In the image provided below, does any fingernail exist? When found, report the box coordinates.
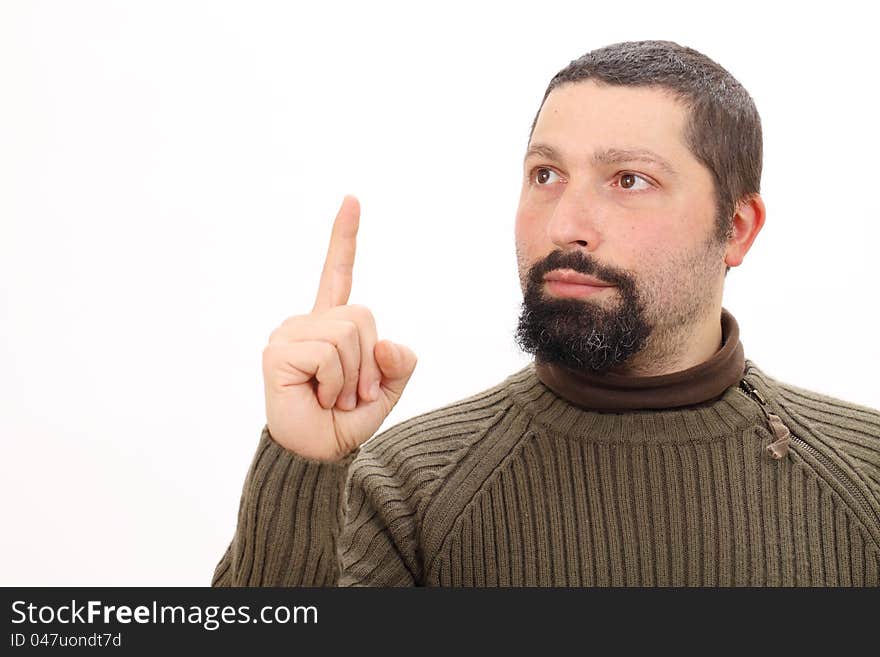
[370,380,380,401]
[343,392,357,409]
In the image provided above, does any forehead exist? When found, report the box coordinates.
[531,81,693,165]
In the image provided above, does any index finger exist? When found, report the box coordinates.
[312,195,360,313]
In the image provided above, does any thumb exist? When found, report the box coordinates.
[374,339,417,400]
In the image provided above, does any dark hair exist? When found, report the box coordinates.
[530,40,762,242]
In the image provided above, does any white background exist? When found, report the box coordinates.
[1,0,878,585]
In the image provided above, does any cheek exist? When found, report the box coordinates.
[513,229,533,281]
[621,209,695,258]
[612,220,666,274]
[630,239,722,313]
[514,208,536,257]
[514,192,551,250]
[615,225,680,295]
[514,204,547,290]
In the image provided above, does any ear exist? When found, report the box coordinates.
[724,193,766,268]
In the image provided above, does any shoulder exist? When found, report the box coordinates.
[748,362,880,435]
[363,367,524,458]
[348,366,528,501]
[748,361,880,503]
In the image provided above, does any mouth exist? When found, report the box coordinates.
[542,269,615,299]
[543,269,612,286]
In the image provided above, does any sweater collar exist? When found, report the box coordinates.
[533,308,745,412]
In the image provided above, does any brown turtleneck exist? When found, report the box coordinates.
[535,308,745,412]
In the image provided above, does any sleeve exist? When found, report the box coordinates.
[211,426,417,586]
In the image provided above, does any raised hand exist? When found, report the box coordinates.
[261,196,418,461]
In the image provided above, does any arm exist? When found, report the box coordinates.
[214,196,418,586]
[212,426,416,586]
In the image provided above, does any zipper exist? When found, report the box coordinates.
[738,378,791,458]
[739,375,880,528]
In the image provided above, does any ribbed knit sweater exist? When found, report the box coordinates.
[212,330,880,586]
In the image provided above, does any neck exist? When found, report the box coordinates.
[533,308,745,412]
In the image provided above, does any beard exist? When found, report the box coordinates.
[514,248,651,373]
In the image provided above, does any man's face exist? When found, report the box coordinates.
[514,80,728,374]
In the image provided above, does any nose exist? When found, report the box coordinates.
[545,184,602,253]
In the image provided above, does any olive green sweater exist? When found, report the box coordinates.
[212,357,880,586]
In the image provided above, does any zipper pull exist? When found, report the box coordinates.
[740,377,792,460]
[765,413,791,459]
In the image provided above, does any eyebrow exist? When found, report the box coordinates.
[524,142,679,177]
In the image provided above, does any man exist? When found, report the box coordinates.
[212,41,880,586]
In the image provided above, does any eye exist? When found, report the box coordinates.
[616,172,652,191]
[530,167,562,186]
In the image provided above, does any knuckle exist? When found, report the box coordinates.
[318,340,336,359]
[281,314,305,330]
[346,303,374,325]
[340,320,360,344]
[315,344,339,375]
[270,315,304,342]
